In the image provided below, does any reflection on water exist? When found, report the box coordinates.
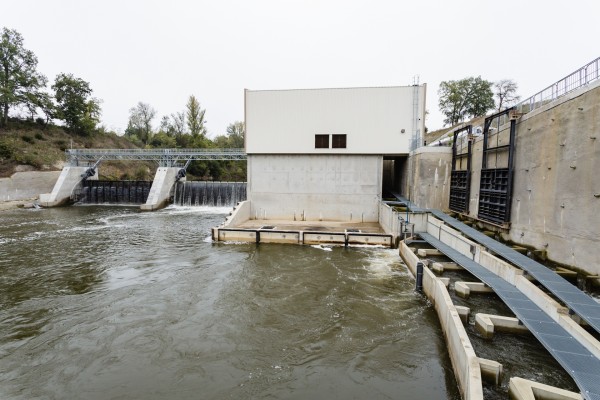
[0,206,459,399]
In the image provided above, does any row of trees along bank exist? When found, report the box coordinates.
[0,27,246,181]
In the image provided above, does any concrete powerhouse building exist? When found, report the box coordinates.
[244,85,426,222]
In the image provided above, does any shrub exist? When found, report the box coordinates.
[21,135,35,144]
[34,132,45,140]
[0,141,14,159]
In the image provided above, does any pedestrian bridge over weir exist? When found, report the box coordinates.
[66,148,247,167]
[39,148,246,210]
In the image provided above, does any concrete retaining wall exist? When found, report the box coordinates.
[411,83,600,275]
[402,147,452,211]
[0,171,61,202]
[247,154,382,222]
[399,241,483,400]
[141,167,179,211]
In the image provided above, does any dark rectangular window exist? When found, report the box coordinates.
[332,134,347,148]
[315,134,329,148]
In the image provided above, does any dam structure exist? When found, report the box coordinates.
[30,58,600,399]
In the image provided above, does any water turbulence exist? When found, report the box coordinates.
[76,180,152,204]
[173,181,246,207]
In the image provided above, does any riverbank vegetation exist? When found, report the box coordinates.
[0,27,245,181]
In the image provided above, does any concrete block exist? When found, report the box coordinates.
[478,357,503,386]
[259,231,300,244]
[218,229,257,243]
[455,305,470,324]
[509,377,582,400]
[347,233,392,247]
[417,248,442,257]
[455,282,493,298]
[475,313,529,339]
[303,232,346,245]
[439,277,450,287]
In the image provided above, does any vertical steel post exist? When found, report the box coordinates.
[416,262,424,292]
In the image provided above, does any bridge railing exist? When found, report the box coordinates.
[515,56,600,114]
[66,148,247,166]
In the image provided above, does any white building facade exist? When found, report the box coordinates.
[245,85,426,222]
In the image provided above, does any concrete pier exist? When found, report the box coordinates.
[39,166,97,207]
[140,167,180,211]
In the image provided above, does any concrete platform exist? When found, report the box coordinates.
[213,219,392,246]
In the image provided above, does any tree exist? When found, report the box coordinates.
[494,79,520,111]
[214,121,245,148]
[0,27,48,126]
[186,95,206,138]
[126,102,156,145]
[438,76,494,126]
[52,73,101,135]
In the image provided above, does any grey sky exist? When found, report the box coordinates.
[5,0,599,137]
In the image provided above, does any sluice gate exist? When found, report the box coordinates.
[75,180,152,204]
[173,181,246,207]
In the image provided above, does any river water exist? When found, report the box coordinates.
[0,206,460,400]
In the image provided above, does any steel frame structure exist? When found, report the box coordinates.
[477,108,517,225]
[449,125,472,214]
[66,148,247,167]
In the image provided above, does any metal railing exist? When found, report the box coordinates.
[515,56,600,114]
[66,148,247,167]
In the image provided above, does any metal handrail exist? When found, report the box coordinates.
[515,56,600,114]
[66,148,247,167]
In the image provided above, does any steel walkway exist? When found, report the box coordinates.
[66,148,247,167]
[428,209,600,336]
[420,232,600,400]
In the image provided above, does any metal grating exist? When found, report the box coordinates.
[420,232,600,400]
[430,209,600,336]
[449,125,472,214]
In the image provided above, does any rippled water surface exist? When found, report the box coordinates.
[0,206,459,399]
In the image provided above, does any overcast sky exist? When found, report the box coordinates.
[4,0,600,137]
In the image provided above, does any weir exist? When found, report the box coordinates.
[173,181,246,207]
[74,180,152,204]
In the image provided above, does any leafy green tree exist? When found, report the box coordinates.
[186,95,206,138]
[438,76,494,126]
[214,121,245,148]
[126,102,156,145]
[0,27,48,127]
[494,79,520,111]
[52,73,101,135]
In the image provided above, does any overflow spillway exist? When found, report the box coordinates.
[76,180,152,204]
[173,181,246,207]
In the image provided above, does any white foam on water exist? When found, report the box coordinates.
[311,244,333,252]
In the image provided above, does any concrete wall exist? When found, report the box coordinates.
[0,171,60,202]
[402,147,452,210]
[399,242,483,400]
[245,85,426,154]
[406,82,600,275]
[39,166,96,207]
[247,154,381,221]
[141,167,179,211]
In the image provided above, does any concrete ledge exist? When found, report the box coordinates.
[417,248,443,257]
[455,305,470,324]
[399,241,484,400]
[347,233,392,246]
[509,377,582,400]
[221,200,251,228]
[217,229,257,242]
[478,357,503,386]
[303,232,346,245]
[259,230,300,244]
[432,261,463,273]
[475,313,530,339]
[455,282,494,298]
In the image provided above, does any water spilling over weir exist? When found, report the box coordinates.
[173,181,246,207]
[75,180,152,204]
